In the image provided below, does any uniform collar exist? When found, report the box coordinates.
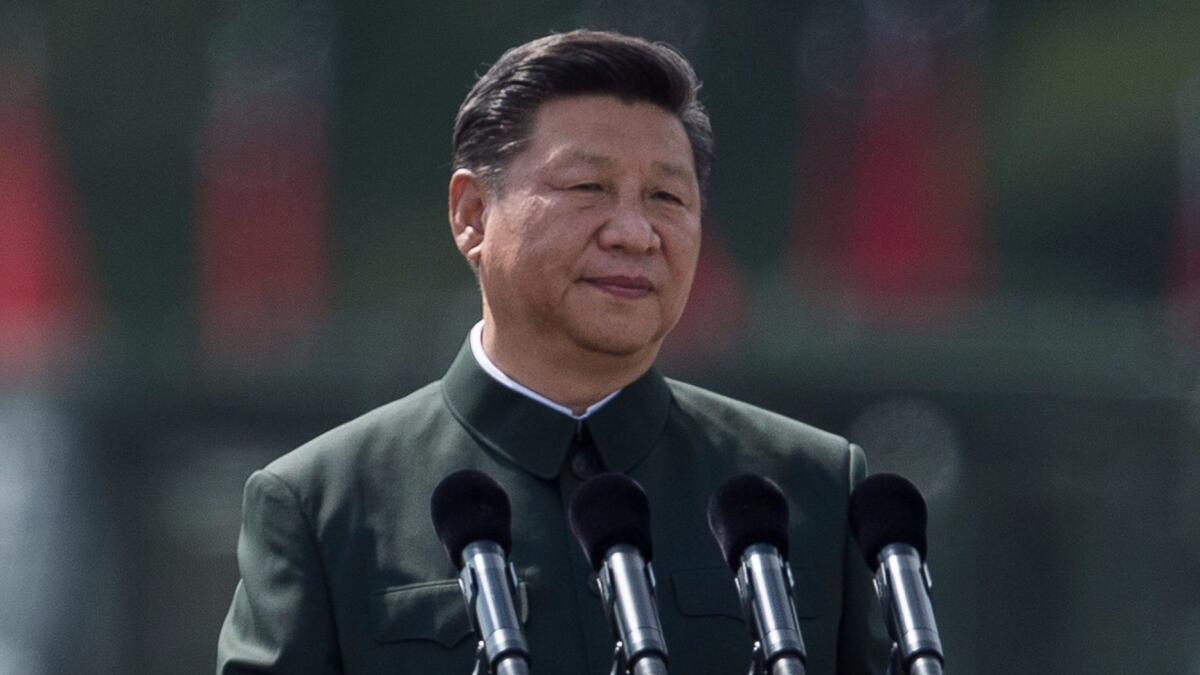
[441,338,672,479]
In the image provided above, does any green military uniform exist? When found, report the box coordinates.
[217,340,890,674]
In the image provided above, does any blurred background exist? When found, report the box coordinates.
[1,0,1198,672]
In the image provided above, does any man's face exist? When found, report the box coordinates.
[474,95,702,360]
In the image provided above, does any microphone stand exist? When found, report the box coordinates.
[885,645,942,675]
[873,547,942,675]
[746,643,805,675]
[735,546,806,675]
[594,549,669,675]
[458,544,530,675]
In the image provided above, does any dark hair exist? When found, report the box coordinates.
[452,30,713,201]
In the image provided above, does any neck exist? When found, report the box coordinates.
[480,316,656,416]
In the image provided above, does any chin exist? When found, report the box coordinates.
[570,322,662,358]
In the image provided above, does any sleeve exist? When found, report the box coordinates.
[216,469,342,674]
[836,443,893,674]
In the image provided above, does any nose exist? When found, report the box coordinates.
[597,197,660,254]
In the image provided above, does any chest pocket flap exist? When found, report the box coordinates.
[370,580,473,647]
[670,566,820,620]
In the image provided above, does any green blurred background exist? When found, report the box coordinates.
[1,1,1198,673]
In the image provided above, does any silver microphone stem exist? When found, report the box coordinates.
[631,656,668,675]
[598,544,669,674]
[769,657,805,675]
[908,656,943,675]
[875,543,943,675]
[461,541,530,675]
[494,660,530,675]
[737,544,806,675]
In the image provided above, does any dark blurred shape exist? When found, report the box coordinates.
[988,4,1194,299]
[45,0,215,335]
[862,0,989,42]
[795,3,867,99]
[701,2,805,279]
[577,0,708,54]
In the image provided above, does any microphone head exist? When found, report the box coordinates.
[707,473,791,570]
[430,469,513,569]
[568,473,654,571]
[848,473,928,571]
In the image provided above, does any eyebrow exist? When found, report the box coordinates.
[555,150,696,184]
[557,150,615,169]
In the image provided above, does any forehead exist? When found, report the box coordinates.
[516,95,696,180]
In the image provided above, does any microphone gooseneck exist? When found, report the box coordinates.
[431,470,530,675]
[849,473,944,675]
[707,474,807,675]
[568,473,669,675]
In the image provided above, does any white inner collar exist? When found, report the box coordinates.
[469,321,621,420]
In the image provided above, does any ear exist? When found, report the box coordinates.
[449,169,488,266]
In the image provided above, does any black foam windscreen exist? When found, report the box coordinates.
[567,473,653,570]
[706,473,791,570]
[430,469,513,569]
[848,473,928,571]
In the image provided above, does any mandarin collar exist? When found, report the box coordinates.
[441,338,672,479]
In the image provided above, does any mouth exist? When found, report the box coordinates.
[583,275,655,300]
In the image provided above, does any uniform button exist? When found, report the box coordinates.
[571,450,600,479]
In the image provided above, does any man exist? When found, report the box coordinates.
[218,30,889,674]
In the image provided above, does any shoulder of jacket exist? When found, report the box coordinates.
[262,380,445,488]
[665,377,853,465]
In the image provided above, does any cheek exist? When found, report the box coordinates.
[664,224,702,277]
[485,201,547,265]
[518,209,594,264]
[494,209,591,289]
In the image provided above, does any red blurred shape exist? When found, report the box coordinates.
[666,225,746,362]
[791,42,991,324]
[0,74,92,378]
[844,49,987,313]
[1168,190,1200,342]
[196,102,330,358]
[1167,78,1200,343]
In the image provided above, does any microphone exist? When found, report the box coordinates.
[431,470,530,675]
[707,474,807,675]
[849,473,944,675]
[567,473,669,675]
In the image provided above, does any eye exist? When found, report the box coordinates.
[652,190,685,205]
[570,182,604,192]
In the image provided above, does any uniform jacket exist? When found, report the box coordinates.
[217,340,890,674]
